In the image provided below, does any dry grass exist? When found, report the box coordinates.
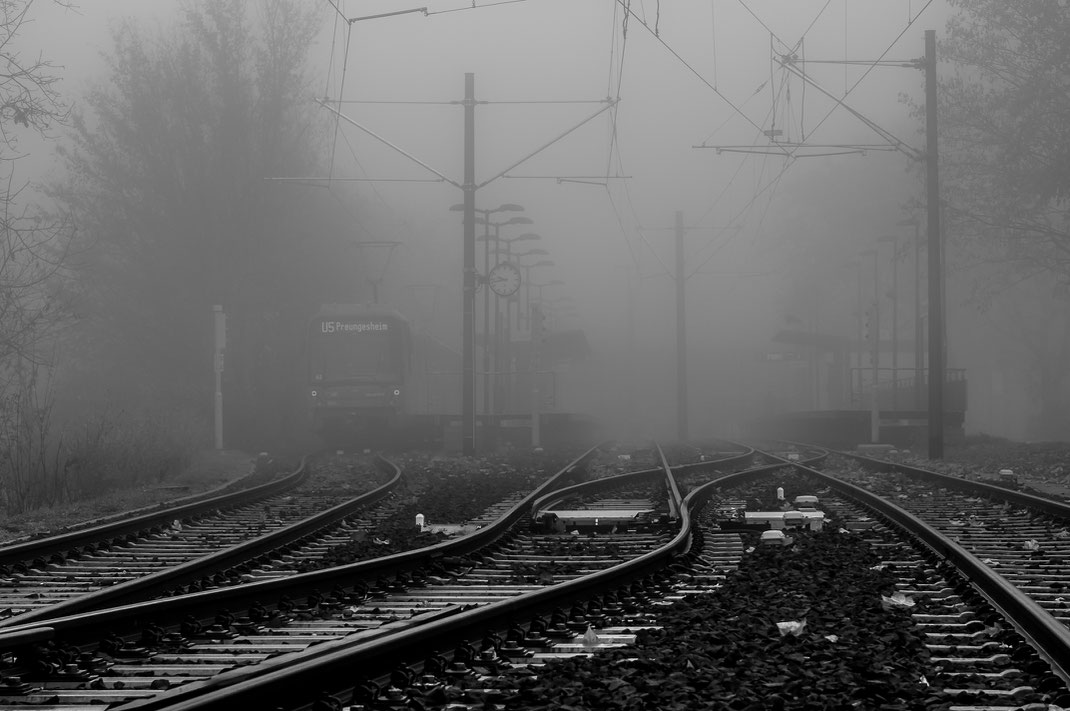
[0,449,255,544]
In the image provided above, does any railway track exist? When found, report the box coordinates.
[822,452,1070,630]
[0,455,396,628]
[0,444,760,710]
[10,443,1064,709]
[77,444,1068,711]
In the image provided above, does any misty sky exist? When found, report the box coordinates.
[16,0,956,436]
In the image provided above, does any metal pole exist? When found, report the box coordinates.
[811,285,820,409]
[627,272,636,437]
[914,220,924,410]
[856,263,863,404]
[675,210,688,442]
[925,30,944,458]
[531,303,542,448]
[871,249,880,443]
[462,73,476,455]
[482,219,493,420]
[496,241,510,415]
[522,264,531,332]
[504,278,514,416]
[891,241,898,410]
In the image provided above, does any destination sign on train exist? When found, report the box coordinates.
[320,321,390,334]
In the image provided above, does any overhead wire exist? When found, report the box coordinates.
[325,2,353,181]
[324,0,347,22]
[603,0,622,182]
[688,45,791,236]
[620,0,847,277]
[735,0,792,55]
[689,0,924,262]
[799,0,834,48]
[710,0,717,88]
[319,0,422,263]
[424,0,529,16]
[600,0,794,273]
[803,0,935,144]
[324,3,341,98]
[686,156,796,280]
[691,0,913,291]
[613,0,780,144]
[696,78,768,146]
[800,37,805,135]
[602,0,652,275]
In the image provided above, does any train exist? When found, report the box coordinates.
[305,303,460,447]
[304,303,598,450]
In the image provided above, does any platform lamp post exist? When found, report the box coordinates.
[514,254,553,331]
[845,259,862,403]
[878,234,903,410]
[542,293,574,330]
[491,232,541,414]
[449,203,530,430]
[476,216,533,421]
[529,281,565,447]
[531,280,566,312]
[528,281,566,356]
[896,216,924,411]
[514,255,553,441]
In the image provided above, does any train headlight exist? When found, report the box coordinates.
[310,390,318,398]
[393,389,401,396]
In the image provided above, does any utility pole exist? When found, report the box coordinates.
[891,243,898,410]
[925,29,944,459]
[855,262,863,402]
[870,249,880,444]
[675,210,688,442]
[462,73,476,456]
[314,78,617,457]
[482,222,492,419]
[913,219,924,412]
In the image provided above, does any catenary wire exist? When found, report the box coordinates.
[803,0,935,143]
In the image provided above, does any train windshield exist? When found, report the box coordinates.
[309,319,403,382]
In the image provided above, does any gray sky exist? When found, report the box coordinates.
[17,0,956,436]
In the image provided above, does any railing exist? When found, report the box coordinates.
[848,367,967,412]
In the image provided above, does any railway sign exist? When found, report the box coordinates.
[764,352,805,361]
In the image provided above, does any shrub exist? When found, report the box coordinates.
[0,359,207,515]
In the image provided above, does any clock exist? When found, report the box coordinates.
[487,262,522,297]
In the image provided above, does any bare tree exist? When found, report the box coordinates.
[57,1,362,450]
[0,0,77,512]
[0,0,72,364]
[939,0,1070,287]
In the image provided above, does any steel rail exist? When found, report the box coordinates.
[0,456,400,628]
[0,459,309,567]
[654,443,685,520]
[770,450,1070,687]
[529,445,757,517]
[0,445,607,649]
[836,448,1070,519]
[114,456,795,711]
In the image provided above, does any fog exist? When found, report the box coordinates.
[19,0,1057,447]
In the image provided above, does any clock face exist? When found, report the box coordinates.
[488,262,522,297]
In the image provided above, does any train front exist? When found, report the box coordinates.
[306,306,411,441]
